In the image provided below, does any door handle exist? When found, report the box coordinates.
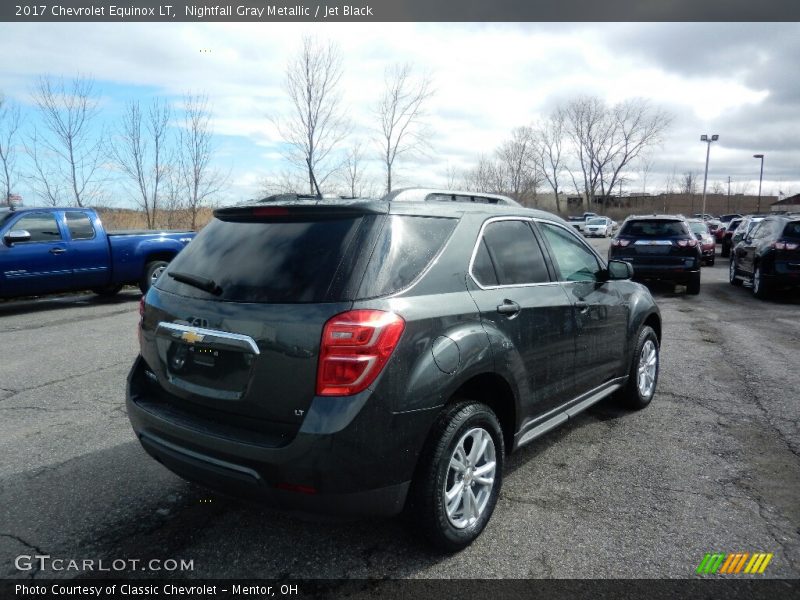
[496,300,521,316]
[49,247,66,255]
[575,301,590,313]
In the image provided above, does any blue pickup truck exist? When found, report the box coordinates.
[0,207,195,299]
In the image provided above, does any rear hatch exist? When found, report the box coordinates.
[611,218,698,266]
[776,220,800,269]
[139,202,387,436]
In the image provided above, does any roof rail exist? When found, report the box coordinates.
[383,187,521,207]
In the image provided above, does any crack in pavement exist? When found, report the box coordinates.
[1,533,46,579]
[0,307,138,334]
[0,361,132,402]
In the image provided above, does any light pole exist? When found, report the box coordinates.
[700,134,719,219]
[753,154,764,213]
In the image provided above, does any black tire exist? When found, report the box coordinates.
[616,326,659,410]
[729,259,742,286]
[140,260,169,294]
[707,256,715,267]
[408,401,504,552]
[686,272,701,295]
[91,284,123,297]
[752,264,770,300]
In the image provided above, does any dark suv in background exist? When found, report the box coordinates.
[730,215,800,298]
[127,188,662,550]
[609,215,702,294]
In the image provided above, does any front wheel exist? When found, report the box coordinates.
[752,265,769,299]
[616,326,659,410]
[729,260,742,286]
[686,272,701,295]
[408,401,504,552]
[140,260,169,294]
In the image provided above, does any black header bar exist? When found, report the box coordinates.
[3,0,800,22]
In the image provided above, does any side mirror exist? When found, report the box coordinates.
[4,230,31,246]
[607,260,633,280]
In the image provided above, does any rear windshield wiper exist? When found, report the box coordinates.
[168,271,223,296]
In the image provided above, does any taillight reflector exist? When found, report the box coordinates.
[774,241,799,250]
[316,310,405,396]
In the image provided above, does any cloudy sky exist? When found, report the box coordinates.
[1,22,798,207]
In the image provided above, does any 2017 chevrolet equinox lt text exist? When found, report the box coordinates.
[127,188,662,551]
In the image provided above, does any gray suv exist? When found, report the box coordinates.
[127,188,661,550]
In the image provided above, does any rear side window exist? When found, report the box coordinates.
[156,215,377,303]
[358,215,457,297]
[621,220,688,237]
[11,213,63,242]
[65,212,96,240]
[472,220,550,286]
[783,221,800,239]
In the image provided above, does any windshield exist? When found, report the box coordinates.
[587,218,606,225]
[689,222,708,234]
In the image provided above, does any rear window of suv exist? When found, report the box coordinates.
[783,221,800,239]
[156,213,456,303]
[620,219,688,238]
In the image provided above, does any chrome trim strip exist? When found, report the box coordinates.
[515,378,624,448]
[157,322,260,355]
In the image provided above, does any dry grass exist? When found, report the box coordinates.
[96,207,215,231]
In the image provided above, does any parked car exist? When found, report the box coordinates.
[584,216,614,237]
[730,215,766,250]
[568,212,598,233]
[729,215,800,298]
[609,215,701,294]
[687,219,716,266]
[691,213,716,221]
[127,189,662,551]
[0,207,195,299]
[720,217,743,257]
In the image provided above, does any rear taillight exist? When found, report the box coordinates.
[676,239,698,247]
[316,310,405,396]
[773,241,799,250]
[139,296,146,319]
[611,239,631,247]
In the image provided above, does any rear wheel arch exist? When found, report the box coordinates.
[445,372,518,454]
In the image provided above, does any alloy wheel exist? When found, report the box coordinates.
[637,340,657,399]
[444,428,496,529]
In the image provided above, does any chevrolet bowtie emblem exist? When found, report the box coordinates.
[180,331,205,344]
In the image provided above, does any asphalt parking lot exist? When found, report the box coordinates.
[1,237,799,581]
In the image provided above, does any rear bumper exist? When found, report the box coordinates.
[126,356,432,516]
[766,262,800,288]
[609,255,700,281]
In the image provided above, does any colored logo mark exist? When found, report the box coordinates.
[696,552,773,574]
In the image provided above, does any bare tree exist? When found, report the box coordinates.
[710,180,725,195]
[375,63,433,193]
[178,93,226,230]
[495,125,541,204]
[462,155,505,193]
[339,141,368,197]
[535,111,567,213]
[260,169,307,196]
[30,75,105,206]
[636,153,653,195]
[111,99,171,228]
[562,95,671,210]
[25,129,65,206]
[443,163,460,189]
[680,171,699,195]
[161,166,185,228]
[0,94,22,205]
[273,36,350,195]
